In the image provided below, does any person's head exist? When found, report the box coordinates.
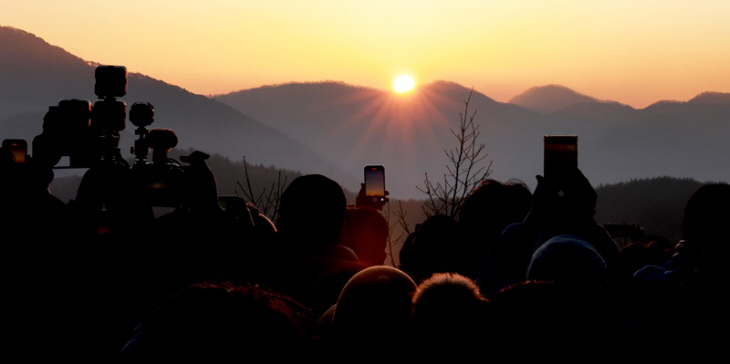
[411,273,489,347]
[527,234,608,289]
[331,266,417,343]
[681,183,730,249]
[277,174,347,247]
[412,272,487,321]
[459,179,532,238]
[398,214,469,282]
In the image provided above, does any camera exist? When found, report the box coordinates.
[31,65,203,208]
[33,66,128,168]
[129,104,185,207]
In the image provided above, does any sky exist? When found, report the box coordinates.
[3,0,730,108]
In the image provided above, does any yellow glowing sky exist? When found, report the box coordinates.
[3,0,729,108]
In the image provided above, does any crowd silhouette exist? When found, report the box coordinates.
[2,67,728,359]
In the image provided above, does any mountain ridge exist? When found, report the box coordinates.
[3,25,729,198]
[0,25,359,189]
[214,78,730,197]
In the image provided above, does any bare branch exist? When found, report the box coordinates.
[417,87,492,219]
[237,156,288,221]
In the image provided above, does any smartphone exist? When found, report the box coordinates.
[364,165,386,202]
[3,139,28,164]
[544,135,577,178]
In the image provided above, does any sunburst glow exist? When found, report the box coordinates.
[393,74,416,93]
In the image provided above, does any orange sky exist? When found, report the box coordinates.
[3,0,729,108]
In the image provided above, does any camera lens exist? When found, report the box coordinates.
[130,102,155,127]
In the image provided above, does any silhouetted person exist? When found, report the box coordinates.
[458,179,532,277]
[320,265,416,360]
[276,174,348,249]
[0,149,81,357]
[527,234,609,289]
[267,174,363,315]
[92,151,248,354]
[63,155,161,355]
[478,169,620,297]
[486,279,619,359]
[525,233,625,343]
[411,273,489,353]
[339,206,389,266]
[121,282,318,359]
[70,155,154,243]
[399,214,470,283]
[0,148,71,241]
[146,151,247,286]
[633,183,730,349]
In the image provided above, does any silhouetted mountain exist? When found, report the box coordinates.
[217,80,729,197]
[547,101,637,122]
[589,97,730,185]
[688,91,730,104]
[0,26,357,187]
[4,26,729,199]
[642,92,730,115]
[0,27,92,116]
[510,85,604,114]
[215,80,540,197]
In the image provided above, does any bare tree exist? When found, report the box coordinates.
[417,88,492,218]
[383,200,413,266]
[236,156,288,221]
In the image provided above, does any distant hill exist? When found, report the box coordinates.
[688,91,730,104]
[0,27,92,116]
[641,92,730,115]
[594,177,708,242]
[0,26,357,188]
[510,85,604,114]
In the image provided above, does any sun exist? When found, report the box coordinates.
[393,74,416,93]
